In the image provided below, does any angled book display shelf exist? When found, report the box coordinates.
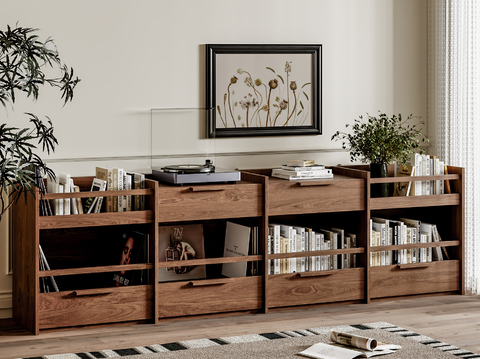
[11,167,464,334]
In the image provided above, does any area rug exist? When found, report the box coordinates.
[20,321,479,359]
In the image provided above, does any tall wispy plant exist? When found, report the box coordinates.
[0,24,80,220]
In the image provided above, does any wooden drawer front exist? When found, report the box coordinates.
[39,286,153,330]
[269,179,364,216]
[158,183,262,222]
[268,268,364,308]
[157,277,262,318]
[370,260,461,298]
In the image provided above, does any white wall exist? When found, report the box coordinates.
[0,0,427,318]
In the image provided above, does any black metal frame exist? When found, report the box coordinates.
[206,44,322,138]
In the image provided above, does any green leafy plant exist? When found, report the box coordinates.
[0,24,80,220]
[331,111,429,166]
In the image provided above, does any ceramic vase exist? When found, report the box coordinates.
[370,163,389,197]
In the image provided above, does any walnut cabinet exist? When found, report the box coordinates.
[11,167,464,334]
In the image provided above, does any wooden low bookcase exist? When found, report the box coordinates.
[11,167,464,334]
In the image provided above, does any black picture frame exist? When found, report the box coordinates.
[206,44,322,138]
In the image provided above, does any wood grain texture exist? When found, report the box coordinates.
[1,295,479,359]
[156,255,263,268]
[370,260,461,298]
[242,171,270,313]
[38,285,153,329]
[12,187,39,334]
[268,175,365,216]
[10,166,465,335]
[157,277,262,318]
[158,181,263,222]
[369,240,460,252]
[371,193,460,210]
[39,211,154,229]
[268,268,364,307]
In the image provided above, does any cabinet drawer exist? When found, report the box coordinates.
[268,268,364,308]
[157,277,262,318]
[269,177,364,216]
[39,286,153,330]
[158,182,263,222]
[370,260,461,298]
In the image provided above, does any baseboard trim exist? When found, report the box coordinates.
[0,291,12,315]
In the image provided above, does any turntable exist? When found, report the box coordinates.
[151,160,241,185]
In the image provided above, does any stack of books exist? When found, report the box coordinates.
[271,160,333,180]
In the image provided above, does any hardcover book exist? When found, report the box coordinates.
[281,164,326,171]
[57,172,71,215]
[286,159,315,167]
[95,166,114,212]
[83,178,107,214]
[222,221,251,278]
[158,224,206,282]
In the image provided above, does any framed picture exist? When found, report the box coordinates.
[206,44,322,138]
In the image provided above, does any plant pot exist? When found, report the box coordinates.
[370,163,390,197]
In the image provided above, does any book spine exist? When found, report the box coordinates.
[272,173,334,180]
[281,165,326,171]
[73,185,84,214]
[273,168,332,176]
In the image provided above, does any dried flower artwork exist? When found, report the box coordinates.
[216,62,311,129]
[206,44,321,137]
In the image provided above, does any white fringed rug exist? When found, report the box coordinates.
[18,322,480,359]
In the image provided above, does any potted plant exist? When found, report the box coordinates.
[0,25,80,221]
[331,111,429,196]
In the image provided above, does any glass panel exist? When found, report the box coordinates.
[150,108,216,171]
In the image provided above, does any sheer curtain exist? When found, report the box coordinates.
[428,0,480,293]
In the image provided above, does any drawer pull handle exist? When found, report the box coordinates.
[296,182,333,187]
[397,263,435,269]
[189,185,235,192]
[72,290,113,297]
[297,270,338,277]
[190,278,235,286]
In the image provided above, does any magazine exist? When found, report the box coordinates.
[298,331,401,359]
[113,230,149,287]
[158,224,207,282]
[330,331,378,351]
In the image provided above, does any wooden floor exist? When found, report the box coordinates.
[1,294,479,359]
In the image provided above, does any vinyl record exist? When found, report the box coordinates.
[162,163,215,174]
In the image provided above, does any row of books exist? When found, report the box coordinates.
[271,160,333,180]
[95,166,145,213]
[268,223,357,275]
[42,169,146,216]
[42,172,85,216]
[370,217,447,267]
[395,154,450,196]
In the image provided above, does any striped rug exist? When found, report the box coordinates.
[20,321,479,359]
